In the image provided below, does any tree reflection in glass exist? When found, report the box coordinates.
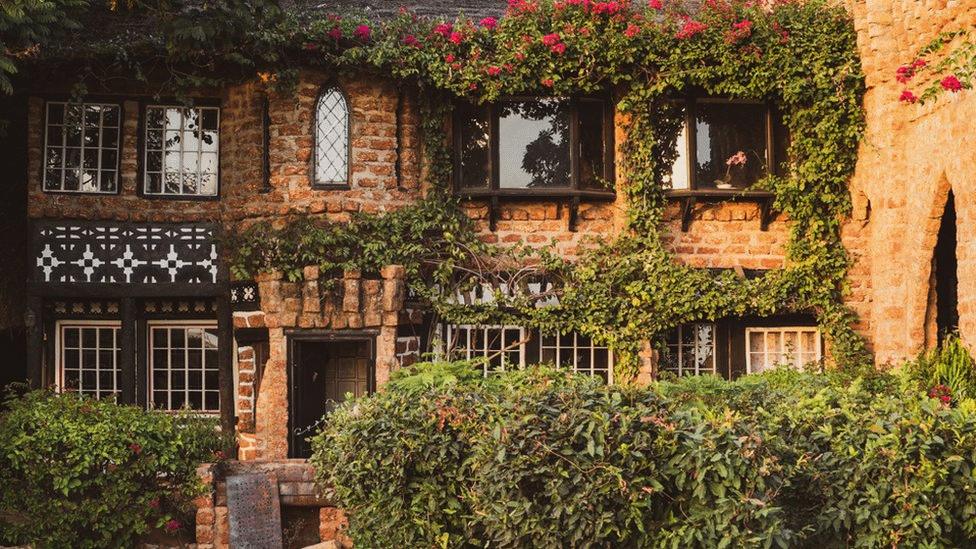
[498,99,570,188]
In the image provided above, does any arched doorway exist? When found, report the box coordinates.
[933,190,959,342]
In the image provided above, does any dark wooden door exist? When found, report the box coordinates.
[289,338,373,458]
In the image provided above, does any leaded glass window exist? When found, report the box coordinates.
[57,322,121,398]
[445,324,526,376]
[143,105,219,197]
[149,322,220,412]
[314,86,350,186]
[661,323,717,376]
[43,102,121,193]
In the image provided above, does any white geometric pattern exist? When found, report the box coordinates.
[33,222,219,284]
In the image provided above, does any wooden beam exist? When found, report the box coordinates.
[119,298,136,405]
[25,295,43,389]
[680,196,697,232]
[216,292,237,457]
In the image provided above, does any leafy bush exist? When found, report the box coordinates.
[313,363,976,548]
[0,391,224,548]
[901,334,976,401]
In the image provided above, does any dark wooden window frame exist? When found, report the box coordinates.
[453,95,616,231]
[136,97,223,202]
[666,97,785,231]
[310,83,352,190]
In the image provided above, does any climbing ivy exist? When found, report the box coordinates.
[22,0,869,380]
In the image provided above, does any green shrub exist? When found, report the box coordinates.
[313,363,976,548]
[0,391,224,548]
[902,334,976,401]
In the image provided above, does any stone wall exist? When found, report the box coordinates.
[844,0,976,363]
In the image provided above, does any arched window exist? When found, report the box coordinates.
[313,86,350,186]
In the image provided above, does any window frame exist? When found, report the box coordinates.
[444,324,527,376]
[452,95,616,199]
[310,83,352,190]
[660,322,720,377]
[146,320,220,414]
[41,100,124,195]
[534,329,614,383]
[55,320,122,398]
[665,96,783,195]
[138,99,222,201]
[745,326,822,374]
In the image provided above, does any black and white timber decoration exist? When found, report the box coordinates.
[33,221,219,285]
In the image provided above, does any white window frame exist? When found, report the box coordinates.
[147,320,220,413]
[43,101,122,194]
[55,320,122,398]
[445,324,527,376]
[662,322,718,376]
[745,326,822,374]
[143,105,220,197]
[537,329,614,383]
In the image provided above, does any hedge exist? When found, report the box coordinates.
[0,390,225,548]
[312,365,976,548]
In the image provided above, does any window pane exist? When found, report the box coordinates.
[314,87,349,184]
[457,102,490,189]
[578,100,608,190]
[150,324,219,412]
[695,102,767,190]
[498,100,570,189]
[58,325,119,397]
[43,103,120,194]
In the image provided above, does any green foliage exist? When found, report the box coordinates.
[313,362,976,548]
[901,334,976,401]
[0,0,91,94]
[0,391,224,548]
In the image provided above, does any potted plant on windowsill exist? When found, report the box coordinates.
[715,151,747,189]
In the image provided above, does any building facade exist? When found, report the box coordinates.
[1,0,975,544]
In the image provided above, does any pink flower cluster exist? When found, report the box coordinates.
[899,90,917,104]
[649,0,663,8]
[354,24,371,40]
[725,19,752,43]
[941,75,963,92]
[624,23,641,38]
[675,18,707,40]
[929,384,952,405]
[895,58,926,83]
[542,32,566,54]
[480,17,498,30]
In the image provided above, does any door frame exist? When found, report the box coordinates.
[286,329,377,458]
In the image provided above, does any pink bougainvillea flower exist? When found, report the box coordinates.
[541,78,555,87]
[895,65,913,84]
[941,75,963,92]
[444,54,455,63]
[649,0,663,8]
[354,24,371,40]
[479,17,498,30]
[591,1,621,14]
[624,24,641,38]
[486,66,502,76]
[129,442,142,455]
[542,33,561,46]
[327,26,342,40]
[911,58,927,69]
[449,31,463,45]
[899,89,918,103]
[675,18,707,40]
[550,42,566,54]
[402,34,421,47]
[164,519,181,532]
[433,22,453,37]
[303,43,318,51]
[725,20,752,43]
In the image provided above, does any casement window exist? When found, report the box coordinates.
[43,102,121,193]
[313,86,350,187]
[143,105,219,197]
[56,321,121,398]
[454,97,614,197]
[660,322,718,376]
[534,331,614,383]
[148,322,220,412]
[746,327,821,374]
[444,325,614,381]
[664,98,787,192]
[445,324,527,376]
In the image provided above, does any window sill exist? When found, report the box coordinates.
[665,188,776,232]
[312,183,351,191]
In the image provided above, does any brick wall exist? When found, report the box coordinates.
[844,0,976,364]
